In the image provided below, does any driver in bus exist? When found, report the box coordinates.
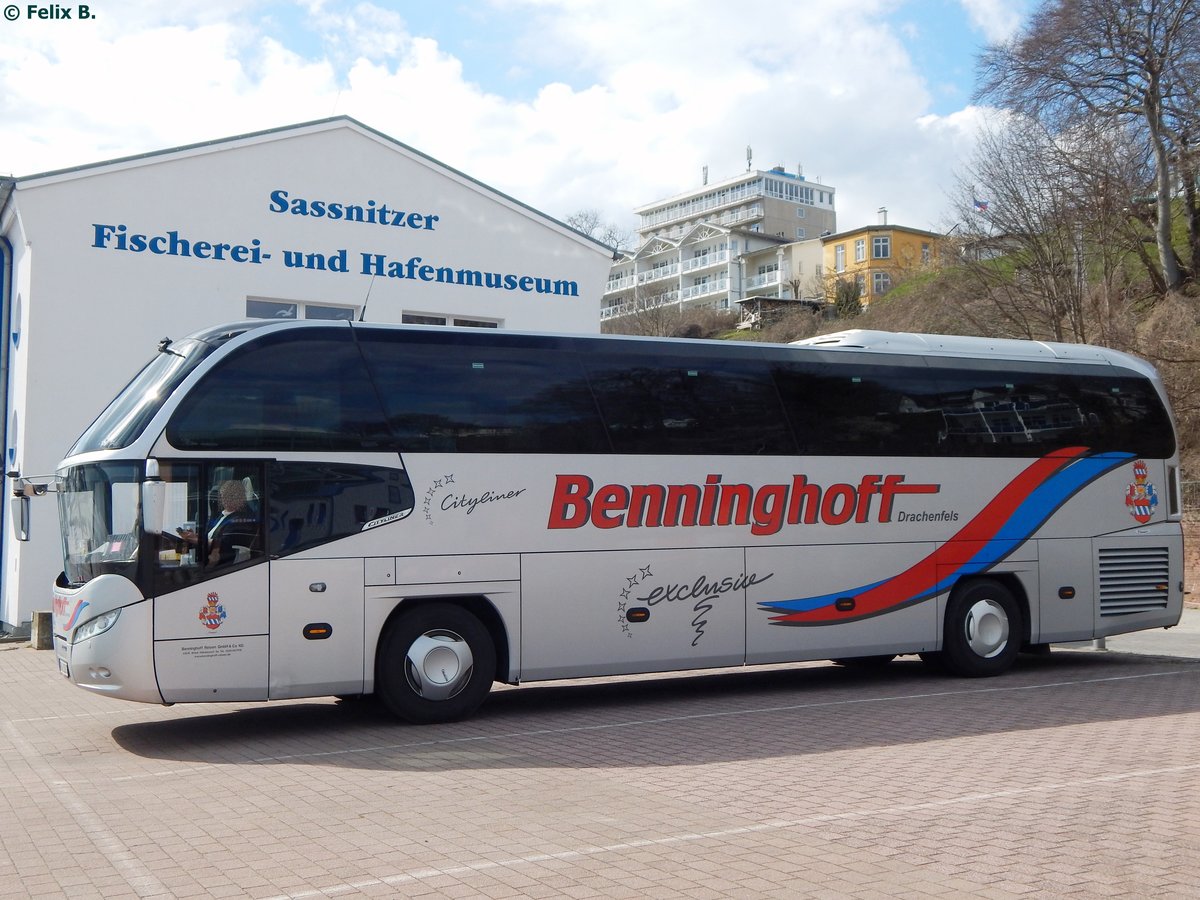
[176,479,258,568]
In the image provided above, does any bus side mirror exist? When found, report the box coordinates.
[142,479,165,536]
[12,495,29,541]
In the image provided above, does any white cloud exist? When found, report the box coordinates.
[0,0,1003,236]
[958,0,1026,44]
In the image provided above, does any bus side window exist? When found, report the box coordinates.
[771,359,944,456]
[166,329,391,452]
[582,351,794,455]
[204,467,264,569]
[267,462,415,557]
[358,334,609,454]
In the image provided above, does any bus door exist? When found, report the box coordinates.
[151,463,270,702]
[268,557,365,699]
[745,542,939,664]
[262,459,411,699]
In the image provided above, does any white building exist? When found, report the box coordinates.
[602,166,836,322]
[0,116,613,634]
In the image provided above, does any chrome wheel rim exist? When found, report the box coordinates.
[405,629,474,701]
[964,598,1009,659]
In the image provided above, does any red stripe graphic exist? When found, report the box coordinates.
[770,446,1089,623]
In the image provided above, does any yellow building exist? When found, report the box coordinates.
[822,210,940,306]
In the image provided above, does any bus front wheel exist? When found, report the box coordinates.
[940,579,1022,678]
[377,603,496,724]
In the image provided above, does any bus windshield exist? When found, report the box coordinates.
[58,461,143,586]
[68,338,214,454]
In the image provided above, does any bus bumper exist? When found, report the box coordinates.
[60,599,164,704]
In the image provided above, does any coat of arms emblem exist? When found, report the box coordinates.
[1124,459,1158,524]
[199,592,227,630]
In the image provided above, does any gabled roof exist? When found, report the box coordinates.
[632,236,682,260]
[820,222,943,243]
[10,116,614,255]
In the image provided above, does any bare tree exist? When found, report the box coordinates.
[948,115,1157,343]
[976,0,1200,291]
[602,283,684,336]
[564,208,635,252]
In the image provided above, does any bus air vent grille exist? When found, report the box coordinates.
[1097,546,1170,616]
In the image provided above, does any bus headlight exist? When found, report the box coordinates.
[73,609,121,644]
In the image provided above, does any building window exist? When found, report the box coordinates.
[873,236,891,259]
[873,272,892,295]
[835,245,846,273]
[796,208,806,218]
[855,239,866,263]
[403,314,447,326]
[855,274,866,295]
[247,299,297,319]
[247,298,356,320]
[796,227,806,239]
[453,318,500,329]
[922,242,932,264]
[305,305,356,321]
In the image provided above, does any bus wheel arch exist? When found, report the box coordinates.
[939,576,1025,678]
[375,597,503,724]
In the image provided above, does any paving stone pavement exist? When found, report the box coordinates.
[0,618,1198,899]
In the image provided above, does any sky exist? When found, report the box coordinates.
[0,0,1032,239]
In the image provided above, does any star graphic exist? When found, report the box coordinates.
[620,588,630,599]
[444,474,455,484]
[640,565,653,579]
[433,478,443,489]
[626,575,639,589]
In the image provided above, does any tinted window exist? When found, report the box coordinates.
[930,364,1175,458]
[773,354,1175,458]
[359,334,609,453]
[583,348,794,455]
[167,329,391,451]
[268,462,415,556]
[772,358,944,455]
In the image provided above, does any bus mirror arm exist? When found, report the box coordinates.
[5,470,58,543]
[7,470,60,498]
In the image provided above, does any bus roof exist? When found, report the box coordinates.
[176,320,1159,381]
[793,329,1150,370]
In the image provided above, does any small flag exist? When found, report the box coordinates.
[973,198,989,213]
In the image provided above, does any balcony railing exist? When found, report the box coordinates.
[637,263,680,284]
[744,270,782,290]
[715,205,764,227]
[639,184,763,229]
[600,290,681,321]
[680,277,729,301]
[681,250,730,272]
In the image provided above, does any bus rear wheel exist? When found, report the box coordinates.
[377,603,496,724]
[941,579,1021,678]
